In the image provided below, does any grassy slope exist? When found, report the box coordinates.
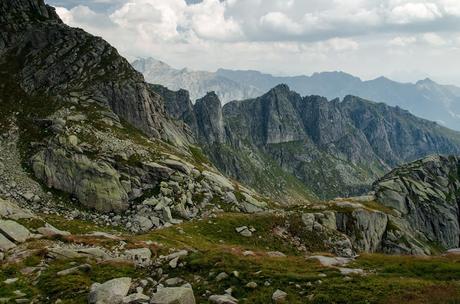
[3,213,459,304]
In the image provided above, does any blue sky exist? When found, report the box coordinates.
[46,0,460,85]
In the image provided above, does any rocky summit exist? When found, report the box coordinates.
[0,0,460,304]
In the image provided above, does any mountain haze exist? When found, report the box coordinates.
[132,57,263,103]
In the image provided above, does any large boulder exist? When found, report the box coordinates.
[335,208,388,252]
[0,198,35,220]
[32,148,129,213]
[0,220,31,243]
[88,277,132,304]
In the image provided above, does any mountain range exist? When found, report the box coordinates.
[1,1,460,303]
[153,83,460,200]
[134,57,460,131]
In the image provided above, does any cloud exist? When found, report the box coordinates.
[260,12,304,35]
[388,2,442,24]
[389,36,417,46]
[51,0,460,86]
[422,32,447,45]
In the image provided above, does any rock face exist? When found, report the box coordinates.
[374,155,460,250]
[154,84,460,200]
[0,0,175,140]
[335,209,388,252]
[221,70,460,132]
[32,148,129,212]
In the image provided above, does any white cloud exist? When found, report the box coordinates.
[422,32,446,46]
[51,0,460,86]
[260,12,304,35]
[188,0,244,41]
[388,2,442,24]
[389,36,417,46]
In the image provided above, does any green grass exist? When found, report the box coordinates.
[36,258,142,303]
[137,213,298,255]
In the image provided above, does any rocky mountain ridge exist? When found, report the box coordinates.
[154,83,460,200]
[133,56,460,131]
[217,69,460,131]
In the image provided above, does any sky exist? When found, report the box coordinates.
[47,0,460,85]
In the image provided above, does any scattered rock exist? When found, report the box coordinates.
[245,282,257,289]
[169,257,179,269]
[165,277,184,286]
[3,278,18,284]
[309,256,352,267]
[267,251,286,258]
[235,226,252,237]
[150,287,196,304]
[57,264,92,276]
[215,272,229,282]
[124,248,152,265]
[209,294,238,304]
[37,223,71,238]
[338,268,364,275]
[272,289,287,303]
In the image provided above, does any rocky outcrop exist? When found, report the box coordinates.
[374,155,460,250]
[155,84,460,200]
[32,147,129,212]
[335,208,388,252]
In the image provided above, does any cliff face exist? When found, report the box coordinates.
[0,0,180,141]
[374,155,460,250]
[154,84,460,200]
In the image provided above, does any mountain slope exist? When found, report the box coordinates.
[132,57,263,103]
[154,84,460,200]
[0,0,268,225]
[217,69,460,131]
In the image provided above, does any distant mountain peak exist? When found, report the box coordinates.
[270,83,291,94]
[416,78,436,85]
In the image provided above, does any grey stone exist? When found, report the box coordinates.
[57,264,92,276]
[0,220,31,243]
[0,234,16,251]
[122,293,150,303]
[124,248,152,265]
[37,223,71,238]
[150,287,195,304]
[208,294,238,304]
[88,277,132,304]
[272,290,287,303]
[215,272,228,282]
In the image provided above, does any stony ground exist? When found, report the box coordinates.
[1,199,460,304]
